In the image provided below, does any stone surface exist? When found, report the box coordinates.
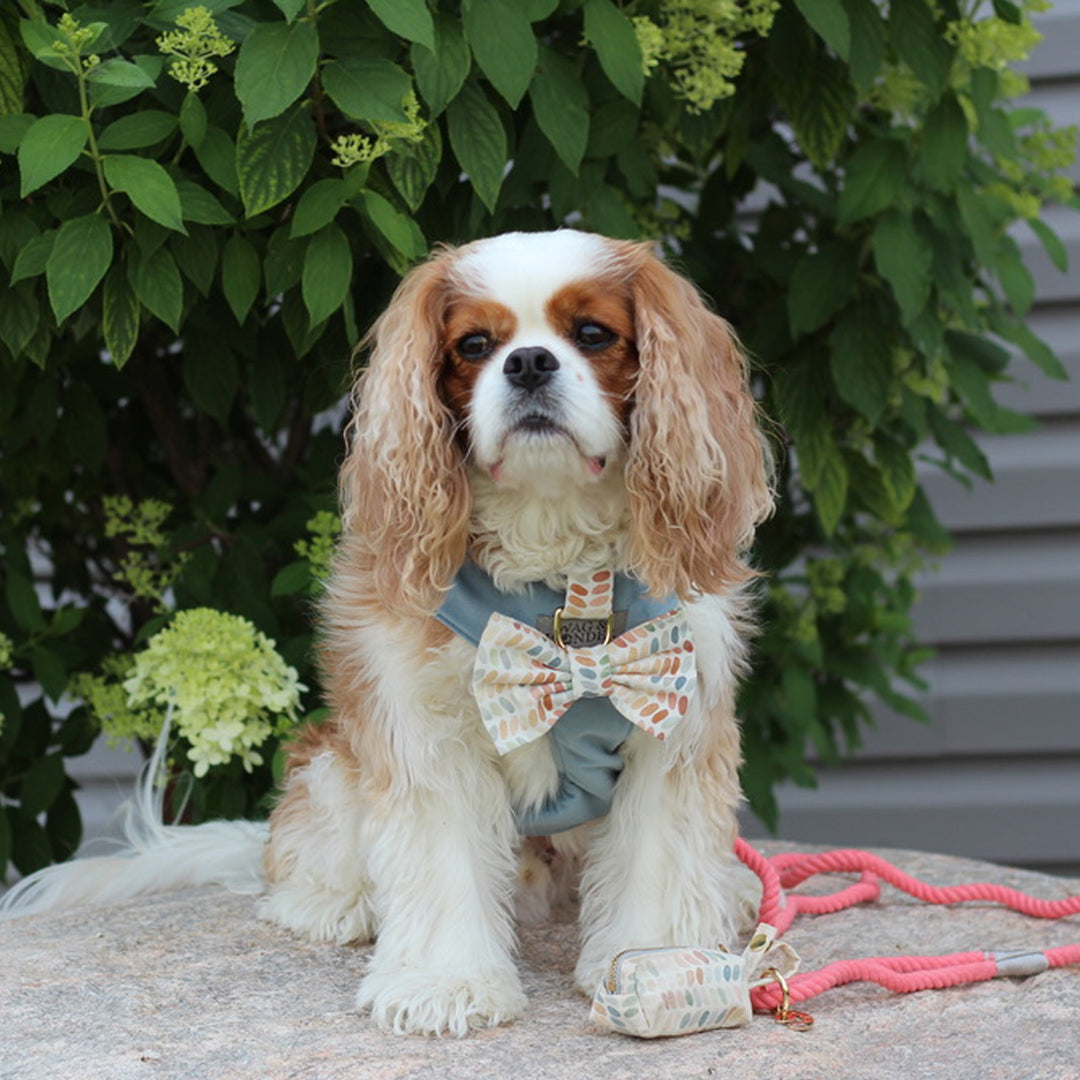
[2,845,1079,1080]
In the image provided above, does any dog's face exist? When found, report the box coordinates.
[438,231,639,488]
[344,230,773,613]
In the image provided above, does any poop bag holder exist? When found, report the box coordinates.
[590,922,800,1038]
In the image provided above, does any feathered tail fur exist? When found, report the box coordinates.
[0,719,268,918]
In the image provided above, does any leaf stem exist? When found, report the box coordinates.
[76,68,123,229]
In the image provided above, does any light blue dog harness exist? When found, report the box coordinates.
[436,561,681,835]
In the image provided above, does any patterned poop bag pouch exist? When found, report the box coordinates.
[590,922,800,1038]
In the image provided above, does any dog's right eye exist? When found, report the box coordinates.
[457,333,494,361]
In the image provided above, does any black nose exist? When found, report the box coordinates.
[503,347,559,391]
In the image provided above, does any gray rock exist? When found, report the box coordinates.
[2,845,1078,1080]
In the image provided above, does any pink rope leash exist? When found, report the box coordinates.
[734,838,1080,1018]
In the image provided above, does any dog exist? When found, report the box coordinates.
[1,230,774,1037]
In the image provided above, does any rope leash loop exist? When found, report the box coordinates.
[734,838,1080,1022]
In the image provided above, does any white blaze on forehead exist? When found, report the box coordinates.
[453,231,617,325]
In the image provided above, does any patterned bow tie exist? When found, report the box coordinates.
[471,570,697,755]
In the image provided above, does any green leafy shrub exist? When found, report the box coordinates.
[0,0,1074,877]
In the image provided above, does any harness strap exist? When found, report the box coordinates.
[733,838,1080,1017]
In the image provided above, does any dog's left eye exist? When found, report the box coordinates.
[574,322,616,351]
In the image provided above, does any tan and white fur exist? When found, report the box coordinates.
[1,230,773,1038]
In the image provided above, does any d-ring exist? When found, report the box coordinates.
[764,968,814,1032]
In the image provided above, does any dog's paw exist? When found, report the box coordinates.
[357,966,527,1036]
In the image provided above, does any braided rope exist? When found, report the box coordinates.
[733,838,1080,1014]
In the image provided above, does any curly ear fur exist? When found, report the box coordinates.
[338,251,470,616]
[620,244,774,600]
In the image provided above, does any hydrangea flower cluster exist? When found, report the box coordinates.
[119,608,305,778]
[104,495,190,613]
[631,0,779,113]
[294,510,341,584]
[330,91,427,168]
[0,631,12,670]
[157,5,235,93]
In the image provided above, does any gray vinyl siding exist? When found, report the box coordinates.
[745,1,1080,873]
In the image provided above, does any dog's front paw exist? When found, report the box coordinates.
[357,966,527,1036]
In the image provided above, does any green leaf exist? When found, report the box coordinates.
[785,52,853,169]
[184,346,239,426]
[102,265,140,368]
[86,57,155,90]
[46,214,113,323]
[19,19,73,72]
[194,125,239,197]
[463,0,537,109]
[787,241,858,338]
[271,560,311,597]
[179,91,208,149]
[583,0,643,105]
[221,234,261,324]
[794,0,850,58]
[236,106,316,218]
[264,227,306,296]
[46,788,82,862]
[385,122,442,211]
[272,0,307,19]
[0,282,39,358]
[359,189,425,259]
[128,245,183,333]
[1026,217,1068,274]
[988,312,1067,381]
[366,0,435,51]
[6,569,45,632]
[889,0,952,97]
[0,113,34,154]
[10,231,54,283]
[529,46,589,175]
[290,178,346,239]
[234,20,319,128]
[809,435,848,536]
[920,93,967,192]
[412,15,471,117]
[873,435,917,512]
[302,223,352,327]
[0,16,28,114]
[873,209,933,325]
[446,80,507,213]
[103,154,186,233]
[98,110,178,151]
[992,239,1034,316]
[928,409,992,480]
[176,180,235,225]
[20,751,66,815]
[946,350,1035,434]
[172,226,219,297]
[836,139,907,224]
[31,648,66,705]
[322,58,413,124]
[18,114,88,197]
[955,184,998,267]
[842,0,886,89]
[828,305,893,425]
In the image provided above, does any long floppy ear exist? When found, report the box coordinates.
[338,250,470,616]
[623,245,774,600]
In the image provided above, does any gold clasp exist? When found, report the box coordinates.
[552,607,614,650]
[764,968,814,1032]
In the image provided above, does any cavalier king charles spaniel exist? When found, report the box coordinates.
[2,230,774,1037]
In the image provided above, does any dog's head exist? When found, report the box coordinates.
[341,230,773,614]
